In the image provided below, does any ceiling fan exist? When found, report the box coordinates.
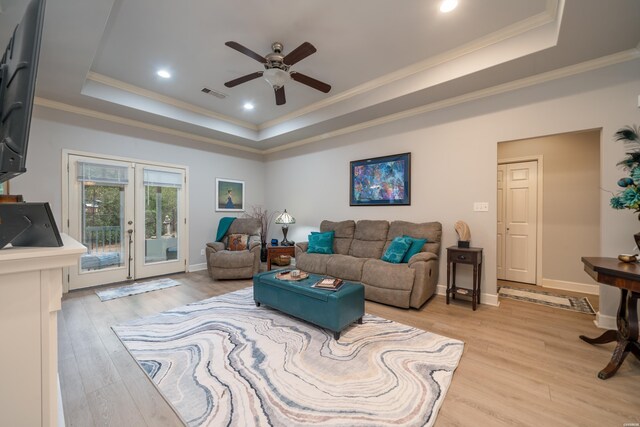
[224,41,331,106]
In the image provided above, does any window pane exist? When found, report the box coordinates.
[79,183,125,271]
[144,181,179,264]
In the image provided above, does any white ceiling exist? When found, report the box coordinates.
[2,0,640,153]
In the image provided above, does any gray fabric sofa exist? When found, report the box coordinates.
[295,220,442,309]
[206,218,262,280]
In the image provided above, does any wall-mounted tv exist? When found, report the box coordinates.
[0,0,46,184]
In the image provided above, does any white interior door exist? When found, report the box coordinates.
[497,164,506,280]
[134,165,187,278]
[68,156,134,289]
[504,161,537,284]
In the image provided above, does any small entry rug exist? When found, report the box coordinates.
[112,288,464,426]
[498,285,595,314]
[96,278,181,301]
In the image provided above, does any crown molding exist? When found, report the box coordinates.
[86,72,258,131]
[259,0,561,131]
[263,48,640,154]
[33,97,262,154]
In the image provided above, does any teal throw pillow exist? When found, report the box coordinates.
[381,236,412,264]
[402,236,428,263]
[308,231,334,254]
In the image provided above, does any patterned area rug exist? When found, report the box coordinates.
[96,278,181,301]
[112,288,464,426]
[498,285,595,314]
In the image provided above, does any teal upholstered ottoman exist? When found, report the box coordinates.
[253,270,365,339]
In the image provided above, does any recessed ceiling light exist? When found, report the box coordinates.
[157,69,171,79]
[440,0,458,13]
[243,102,255,110]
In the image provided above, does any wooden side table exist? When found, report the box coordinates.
[446,246,483,311]
[267,244,295,271]
[580,257,640,379]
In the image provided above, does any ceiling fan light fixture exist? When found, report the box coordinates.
[263,68,289,89]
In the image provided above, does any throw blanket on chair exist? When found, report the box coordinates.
[216,217,236,242]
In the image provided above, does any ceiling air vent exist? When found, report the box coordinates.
[201,87,227,99]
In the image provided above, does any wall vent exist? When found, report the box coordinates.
[201,87,227,99]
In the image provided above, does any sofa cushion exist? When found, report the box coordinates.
[381,236,412,263]
[209,250,254,268]
[308,231,334,254]
[349,220,389,259]
[362,259,415,291]
[227,233,248,251]
[295,252,329,275]
[326,254,367,282]
[361,259,416,308]
[387,221,442,255]
[401,236,428,263]
[320,220,355,255]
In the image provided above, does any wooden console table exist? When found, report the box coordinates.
[580,257,640,379]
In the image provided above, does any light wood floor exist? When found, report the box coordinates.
[59,272,639,426]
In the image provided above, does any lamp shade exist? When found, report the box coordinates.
[263,68,289,89]
[275,209,295,224]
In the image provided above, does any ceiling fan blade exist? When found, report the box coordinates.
[290,72,331,93]
[274,86,286,105]
[282,42,317,66]
[225,41,267,64]
[224,71,264,88]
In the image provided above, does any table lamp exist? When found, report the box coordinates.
[275,209,295,246]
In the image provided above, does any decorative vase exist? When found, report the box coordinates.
[260,244,268,262]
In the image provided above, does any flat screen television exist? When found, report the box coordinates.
[0,0,45,184]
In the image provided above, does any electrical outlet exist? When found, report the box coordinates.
[200,249,205,256]
[473,202,489,212]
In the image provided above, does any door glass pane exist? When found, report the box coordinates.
[80,183,125,272]
[143,169,180,264]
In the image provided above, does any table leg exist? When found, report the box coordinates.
[446,261,451,304]
[597,339,633,379]
[333,331,340,340]
[581,289,640,379]
[267,252,272,271]
[472,264,477,311]
[477,261,482,305]
[452,263,457,300]
[580,329,618,345]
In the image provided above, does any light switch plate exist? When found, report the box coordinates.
[200,249,205,256]
[473,202,489,212]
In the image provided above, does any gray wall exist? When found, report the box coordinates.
[264,59,640,318]
[10,106,266,268]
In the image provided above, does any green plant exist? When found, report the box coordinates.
[610,125,640,217]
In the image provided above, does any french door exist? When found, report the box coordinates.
[66,154,187,290]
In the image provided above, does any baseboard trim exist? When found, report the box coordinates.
[436,284,499,307]
[188,263,207,272]
[595,312,617,330]
[542,278,599,295]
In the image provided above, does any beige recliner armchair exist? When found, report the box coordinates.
[206,218,262,280]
